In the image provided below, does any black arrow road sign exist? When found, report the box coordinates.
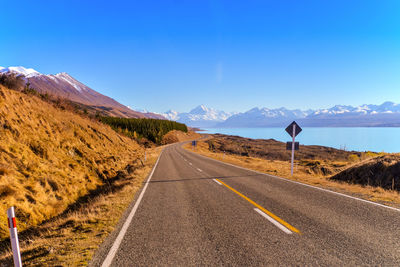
[285,121,302,138]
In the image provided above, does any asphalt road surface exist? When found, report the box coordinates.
[92,143,400,266]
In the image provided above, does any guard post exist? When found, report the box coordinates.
[7,207,22,267]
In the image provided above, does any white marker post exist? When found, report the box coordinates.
[7,207,22,267]
[144,150,147,163]
[291,124,295,176]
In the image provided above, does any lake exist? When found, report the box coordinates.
[201,127,400,153]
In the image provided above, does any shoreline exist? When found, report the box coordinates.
[197,127,400,153]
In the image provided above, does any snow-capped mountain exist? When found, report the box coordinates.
[163,105,235,127]
[0,66,41,78]
[0,66,163,119]
[218,107,313,127]
[163,110,180,121]
[301,102,400,127]
[217,102,400,127]
[309,102,400,117]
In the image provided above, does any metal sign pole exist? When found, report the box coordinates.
[291,124,295,176]
[7,207,22,267]
[285,121,302,177]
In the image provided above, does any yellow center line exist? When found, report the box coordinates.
[216,178,301,234]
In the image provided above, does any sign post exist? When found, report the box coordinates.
[192,140,197,151]
[285,121,302,176]
[7,207,22,267]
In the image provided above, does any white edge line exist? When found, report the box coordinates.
[189,162,193,165]
[101,150,163,267]
[254,208,292,234]
[186,149,400,213]
[213,179,222,185]
[197,168,203,172]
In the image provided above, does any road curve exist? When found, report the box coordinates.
[91,142,400,266]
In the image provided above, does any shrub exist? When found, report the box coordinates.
[0,73,25,90]
[348,154,360,162]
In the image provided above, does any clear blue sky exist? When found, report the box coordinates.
[1,0,399,113]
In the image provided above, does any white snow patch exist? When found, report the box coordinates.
[55,73,83,92]
[47,75,60,83]
[0,66,41,77]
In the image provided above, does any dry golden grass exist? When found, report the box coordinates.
[162,130,201,145]
[184,140,400,207]
[0,85,144,238]
[0,147,162,266]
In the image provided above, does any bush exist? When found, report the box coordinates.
[348,154,360,162]
[0,73,25,90]
[100,117,188,144]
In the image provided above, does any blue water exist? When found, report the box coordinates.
[202,127,400,153]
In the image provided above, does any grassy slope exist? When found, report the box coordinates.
[161,130,201,144]
[0,148,161,266]
[332,154,400,191]
[185,138,400,206]
[0,85,144,238]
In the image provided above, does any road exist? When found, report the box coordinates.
[92,142,400,266]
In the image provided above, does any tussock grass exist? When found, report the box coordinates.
[0,85,144,238]
[185,140,400,206]
[0,148,162,266]
[161,130,201,145]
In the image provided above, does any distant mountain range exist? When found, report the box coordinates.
[0,66,163,119]
[3,66,399,127]
[162,105,236,128]
[165,103,400,127]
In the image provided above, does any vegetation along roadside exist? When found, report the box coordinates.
[184,134,400,207]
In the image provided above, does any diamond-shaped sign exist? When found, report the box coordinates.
[285,121,302,138]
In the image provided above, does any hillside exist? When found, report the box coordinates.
[206,134,358,160]
[161,130,201,144]
[332,155,400,191]
[203,134,390,176]
[0,67,164,119]
[0,84,144,238]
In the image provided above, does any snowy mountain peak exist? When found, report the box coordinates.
[0,66,41,78]
[52,72,84,92]
[190,105,209,114]
[163,105,236,127]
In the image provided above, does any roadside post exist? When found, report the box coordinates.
[7,207,22,267]
[144,150,147,163]
[192,140,197,151]
[285,121,302,176]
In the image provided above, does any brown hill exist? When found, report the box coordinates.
[206,134,358,162]
[331,155,400,191]
[161,130,201,144]
[0,84,144,238]
[204,134,385,176]
[27,73,164,119]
